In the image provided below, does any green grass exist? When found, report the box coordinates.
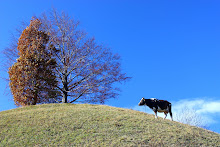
[0,104,219,146]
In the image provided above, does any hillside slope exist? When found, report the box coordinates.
[0,104,219,146]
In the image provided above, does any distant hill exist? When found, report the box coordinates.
[0,104,219,146]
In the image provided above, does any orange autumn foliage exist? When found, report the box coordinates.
[8,18,58,106]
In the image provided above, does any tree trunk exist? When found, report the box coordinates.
[62,91,68,103]
[62,73,68,103]
[32,87,38,105]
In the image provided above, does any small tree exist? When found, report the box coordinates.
[175,107,208,129]
[8,18,58,106]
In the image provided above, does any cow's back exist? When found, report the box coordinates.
[156,100,171,110]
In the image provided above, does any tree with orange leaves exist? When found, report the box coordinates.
[8,18,58,106]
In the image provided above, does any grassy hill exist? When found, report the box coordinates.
[0,104,219,146]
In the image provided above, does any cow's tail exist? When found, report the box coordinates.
[169,103,173,121]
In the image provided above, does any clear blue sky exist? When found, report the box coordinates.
[1,0,220,133]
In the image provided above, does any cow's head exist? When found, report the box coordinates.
[138,97,146,106]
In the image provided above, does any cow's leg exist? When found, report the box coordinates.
[154,111,158,119]
[169,111,173,121]
[169,105,173,121]
[164,112,168,120]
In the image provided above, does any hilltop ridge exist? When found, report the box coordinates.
[0,104,219,146]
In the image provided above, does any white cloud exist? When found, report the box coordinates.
[196,102,220,114]
[173,98,220,114]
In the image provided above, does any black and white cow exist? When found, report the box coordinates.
[138,98,173,121]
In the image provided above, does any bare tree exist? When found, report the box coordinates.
[38,9,130,104]
[175,107,208,129]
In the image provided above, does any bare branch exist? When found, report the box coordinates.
[69,89,87,103]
